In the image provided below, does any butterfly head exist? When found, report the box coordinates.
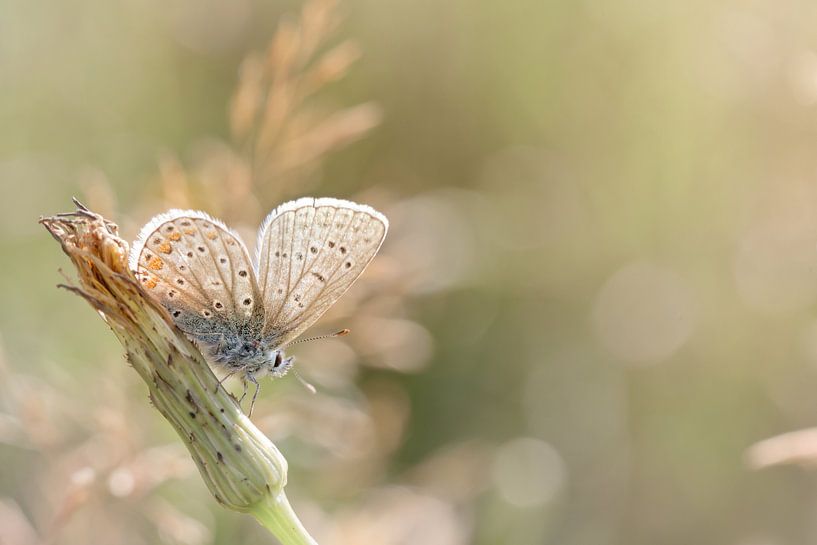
[260,349,294,379]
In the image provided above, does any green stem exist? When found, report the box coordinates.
[250,491,318,545]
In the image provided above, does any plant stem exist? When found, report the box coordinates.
[251,492,318,545]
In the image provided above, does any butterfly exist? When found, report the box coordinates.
[129,197,388,414]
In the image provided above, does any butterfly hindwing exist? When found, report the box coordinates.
[255,197,388,345]
[130,210,264,343]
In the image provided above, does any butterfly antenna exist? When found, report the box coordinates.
[285,329,349,393]
[292,369,317,394]
[286,328,350,347]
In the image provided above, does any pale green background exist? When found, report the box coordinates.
[3,1,817,544]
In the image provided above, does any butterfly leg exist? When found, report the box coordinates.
[216,370,237,394]
[238,378,249,403]
[247,374,261,418]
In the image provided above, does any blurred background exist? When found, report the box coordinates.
[4,0,817,543]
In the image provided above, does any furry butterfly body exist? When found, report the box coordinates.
[130,197,388,409]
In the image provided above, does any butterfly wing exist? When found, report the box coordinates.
[130,210,264,344]
[255,197,388,346]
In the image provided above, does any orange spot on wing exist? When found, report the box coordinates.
[183,228,195,235]
[147,256,164,270]
[168,232,182,241]
[144,277,158,289]
[206,231,217,240]
[158,242,172,254]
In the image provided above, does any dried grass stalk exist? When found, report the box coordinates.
[39,200,317,545]
[229,0,379,193]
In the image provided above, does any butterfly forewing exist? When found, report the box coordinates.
[256,198,388,346]
[130,210,264,343]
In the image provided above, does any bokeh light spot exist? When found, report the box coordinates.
[108,468,136,497]
[592,261,696,365]
[491,437,566,508]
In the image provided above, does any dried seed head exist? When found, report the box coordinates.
[40,203,295,516]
